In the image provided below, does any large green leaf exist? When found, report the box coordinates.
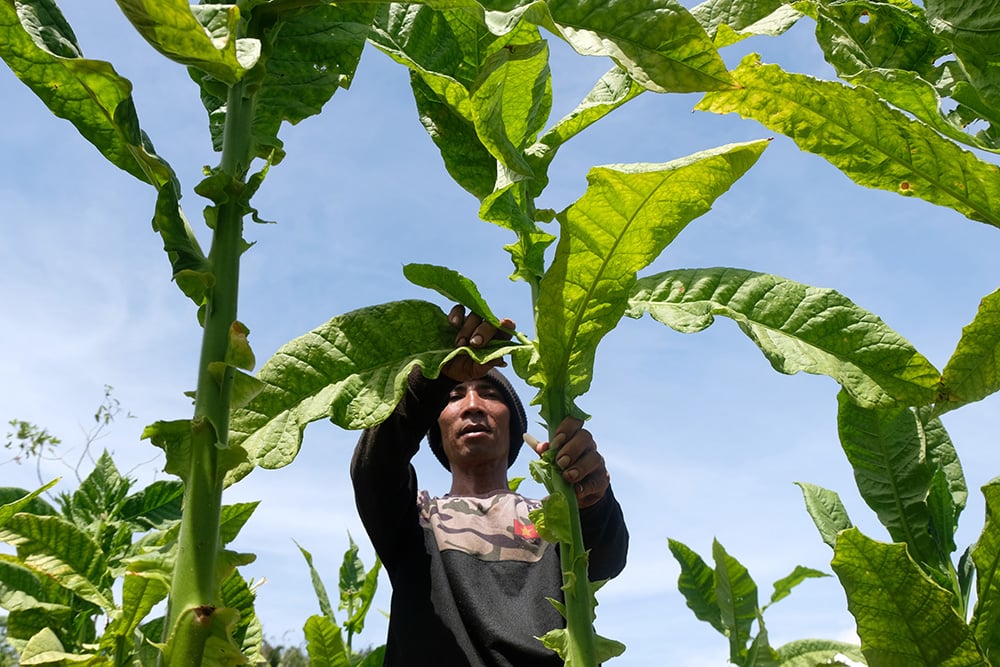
[971,478,1000,656]
[392,0,735,93]
[371,6,551,195]
[0,0,175,188]
[0,514,113,610]
[667,538,724,634]
[194,2,375,161]
[533,140,767,420]
[924,0,1000,111]
[228,300,521,475]
[836,392,943,570]
[115,0,258,84]
[802,0,1000,153]
[796,482,854,549]
[627,268,940,408]
[939,287,1000,410]
[698,55,1000,230]
[832,528,986,666]
[806,0,946,79]
[542,0,735,93]
[470,28,551,182]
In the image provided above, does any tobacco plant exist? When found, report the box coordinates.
[4,1,999,667]
[668,538,865,666]
[681,1,1000,664]
[226,5,966,667]
[296,536,384,667]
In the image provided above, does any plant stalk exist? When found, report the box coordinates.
[544,390,598,667]
[162,77,254,665]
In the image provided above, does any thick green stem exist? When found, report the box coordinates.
[162,79,254,666]
[544,389,598,667]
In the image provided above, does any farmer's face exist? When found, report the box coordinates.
[438,379,510,468]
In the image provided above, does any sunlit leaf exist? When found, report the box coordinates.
[807,0,946,78]
[832,528,986,665]
[229,300,522,476]
[0,0,175,188]
[628,268,940,408]
[544,0,735,93]
[924,0,1000,111]
[115,0,256,84]
[18,626,95,665]
[698,55,1000,229]
[534,140,767,421]
[194,2,375,160]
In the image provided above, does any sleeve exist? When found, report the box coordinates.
[579,485,629,581]
[350,367,456,565]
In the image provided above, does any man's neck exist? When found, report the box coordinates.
[448,466,508,496]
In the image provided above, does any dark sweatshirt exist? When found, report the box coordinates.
[351,370,629,667]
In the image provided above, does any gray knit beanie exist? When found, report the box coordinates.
[427,369,528,471]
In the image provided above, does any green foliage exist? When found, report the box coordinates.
[668,537,862,666]
[685,3,1000,665]
[298,537,384,667]
[5,0,1000,665]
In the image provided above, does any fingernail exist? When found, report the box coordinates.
[552,434,565,448]
[557,456,570,469]
[456,337,468,347]
[564,469,579,482]
[470,334,483,346]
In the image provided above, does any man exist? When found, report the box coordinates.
[351,306,628,667]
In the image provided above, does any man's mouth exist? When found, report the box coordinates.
[460,424,490,436]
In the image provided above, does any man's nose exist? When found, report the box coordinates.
[459,389,486,413]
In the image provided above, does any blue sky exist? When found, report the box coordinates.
[3,4,1000,665]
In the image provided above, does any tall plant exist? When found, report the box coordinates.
[225,3,961,666]
[678,0,1000,663]
[4,1,993,667]
[1,0,375,663]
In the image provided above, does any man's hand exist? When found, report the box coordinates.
[441,304,516,383]
[531,417,610,509]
